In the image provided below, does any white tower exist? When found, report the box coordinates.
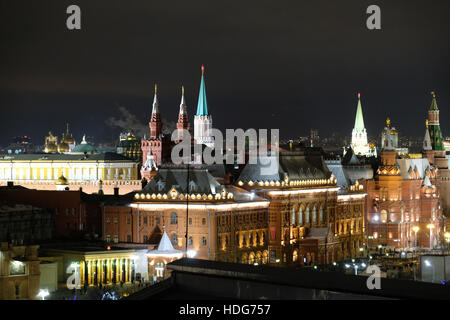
[351,93,371,156]
[194,65,214,147]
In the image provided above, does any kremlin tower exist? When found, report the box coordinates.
[423,91,450,222]
[141,84,164,178]
[149,84,162,140]
[350,93,376,157]
[176,85,190,142]
[140,66,216,180]
[194,65,214,147]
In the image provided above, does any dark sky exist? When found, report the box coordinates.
[0,0,449,146]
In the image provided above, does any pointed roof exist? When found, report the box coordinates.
[157,230,175,251]
[179,85,187,115]
[152,84,159,114]
[423,120,432,151]
[422,175,435,188]
[196,65,209,116]
[147,229,183,258]
[430,91,438,111]
[353,93,365,132]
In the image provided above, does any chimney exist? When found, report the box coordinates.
[114,187,119,197]
[7,181,13,187]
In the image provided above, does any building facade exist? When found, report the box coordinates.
[364,119,443,250]
[103,166,271,265]
[0,243,41,300]
[236,148,367,266]
[0,153,140,194]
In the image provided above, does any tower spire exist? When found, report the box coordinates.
[149,83,162,139]
[152,83,159,114]
[180,85,186,112]
[196,65,209,116]
[177,85,190,141]
[423,119,432,151]
[350,92,370,156]
[354,92,365,131]
[427,91,444,150]
[194,65,213,147]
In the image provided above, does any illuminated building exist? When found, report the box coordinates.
[147,229,184,280]
[141,84,167,172]
[43,132,59,154]
[103,166,270,266]
[39,246,149,287]
[237,147,367,265]
[117,131,142,161]
[350,93,376,157]
[0,153,140,195]
[0,243,41,300]
[44,124,76,154]
[364,118,443,250]
[422,92,450,233]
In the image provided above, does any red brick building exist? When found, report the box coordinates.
[0,186,103,239]
[364,127,443,250]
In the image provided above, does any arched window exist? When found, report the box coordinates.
[170,212,178,224]
[188,236,193,246]
[299,207,303,225]
[291,207,296,225]
[249,253,255,264]
[306,207,310,223]
[293,250,298,262]
[312,206,317,224]
[319,206,324,223]
[170,233,178,246]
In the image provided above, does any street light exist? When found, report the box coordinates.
[37,289,49,300]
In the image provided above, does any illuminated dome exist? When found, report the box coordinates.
[55,174,68,185]
[58,141,69,153]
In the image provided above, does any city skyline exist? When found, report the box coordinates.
[1,0,449,145]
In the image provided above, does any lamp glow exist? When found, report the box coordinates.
[37,289,49,300]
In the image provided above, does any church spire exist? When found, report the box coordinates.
[354,92,365,132]
[196,65,209,116]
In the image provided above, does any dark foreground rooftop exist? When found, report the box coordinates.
[127,258,450,300]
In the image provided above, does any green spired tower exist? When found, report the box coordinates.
[428,91,444,151]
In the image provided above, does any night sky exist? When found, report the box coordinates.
[0,0,449,146]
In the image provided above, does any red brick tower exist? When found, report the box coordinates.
[176,85,190,142]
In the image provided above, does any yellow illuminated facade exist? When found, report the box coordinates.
[0,154,139,182]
